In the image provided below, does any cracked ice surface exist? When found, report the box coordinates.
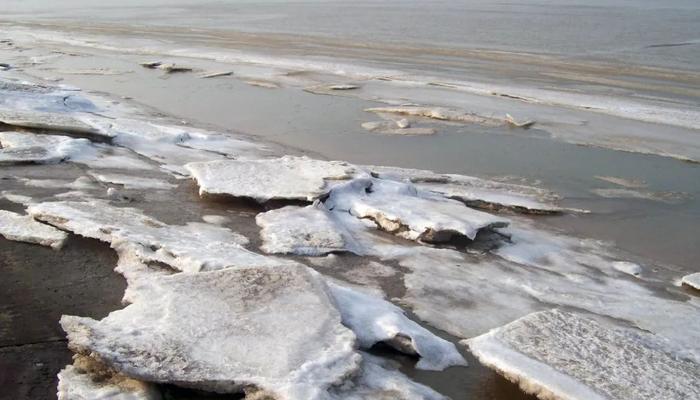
[256,203,353,256]
[0,209,68,249]
[60,264,360,398]
[325,178,509,242]
[328,282,466,371]
[465,310,700,400]
[27,200,287,273]
[186,156,356,202]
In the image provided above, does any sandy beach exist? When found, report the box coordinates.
[0,2,699,400]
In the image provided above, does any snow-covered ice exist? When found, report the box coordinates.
[681,273,700,291]
[325,178,508,242]
[186,156,356,202]
[61,264,360,398]
[256,203,353,255]
[328,282,466,371]
[0,209,68,249]
[465,309,700,400]
[27,200,286,273]
[57,355,160,400]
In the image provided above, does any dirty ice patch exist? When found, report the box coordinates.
[0,209,67,249]
[325,178,508,242]
[256,203,355,256]
[465,310,700,400]
[60,264,360,399]
[57,355,160,400]
[328,282,466,371]
[27,200,283,273]
[186,156,356,202]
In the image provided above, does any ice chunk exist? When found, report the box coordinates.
[88,172,176,190]
[329,353,447,400]
[465,310,700,400]
[60,264,360,398]
[186,156,356,202]
[612,261,642,277]
[325,178,508,242]
[0,110,104,136]
[27,200,282,273]
[201,214,230,225]
[681,273,700,291]
[57,355,160,400]
[21,176,98,190]
[256,203,353,256]
[365,106,533,128]
[0,209,68,249]
[361,121,436,135]
[328,282,466,371]
[591,188,687,204]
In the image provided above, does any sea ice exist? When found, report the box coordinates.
[325,178,508,242]
[57,355,160,400]
[88,172,176,190]
[681,273,700,291]
[186,156,356,202]
[0,209,68,249]
[60,264,360,398]
[0,110,103,136]
[256,203,352,255]
[27,200,283,273]
[612,261,642,277]
[465,309,700,400]
[365,106,533,128]
[328,282,466,371]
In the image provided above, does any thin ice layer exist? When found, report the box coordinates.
[60,264,360,398]
[465,310,700,400]
[256,203,352,255]
[0,209,68,249]
[185,156,355,202]
[325,178,508,242]
[57,356,160,400]
[88,172,176,190]
[328,282,466,371]
[27,200,282,273]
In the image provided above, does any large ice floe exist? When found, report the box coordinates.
[61,264,360,398]
[186,156,356,202]
[27,200,282,273]
[465,309,700,400]
[0,209,68,249]
[328,282,466,371]
[325,178,509,242]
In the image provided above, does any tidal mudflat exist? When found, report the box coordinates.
[1,2,699,400]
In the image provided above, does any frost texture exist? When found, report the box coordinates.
[328,282,466,371]
[0,209,68,249]
[466,310,700,400]
[60,264,360,398]
[325,178,508,242]
[27,200,283,273]
[186,156,356,202]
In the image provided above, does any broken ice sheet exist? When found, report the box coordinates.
[88,172,176,190]
[256,203,355,256]
[60,264,360,399]
[186,156,356,202]
[27,200,288,273]
[325,178,509,242]
[0,209,68,249]
[328,281,466,371]
[57,355,160,400]
[465,309,700,400]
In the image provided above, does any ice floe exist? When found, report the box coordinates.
[612,261,642,277]
[256,203,353,255]
[0,209,68,249]
[365,106,534,128]
[88,172,176,190]
[361,120,436,135]
[465,309,700,400]
[328,282,466,371]
[27,200,287,273]
[591,188,687,204]
[325,178,508,242]
[61,264,360,398]
[186,156,356,202]
[681,273,700,291]
[57,355,160,400]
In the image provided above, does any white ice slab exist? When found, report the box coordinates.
[60,264,360,398]
[0,209,68,249]
[27,200,282,273]
[256,203,352,255]
[88,172,176,190]
[465,310,700,400]
[325,178,508,242]
[57,356,160,400]
[328,282,466,371]
[186,156,355,202]
[681,273,700,290]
